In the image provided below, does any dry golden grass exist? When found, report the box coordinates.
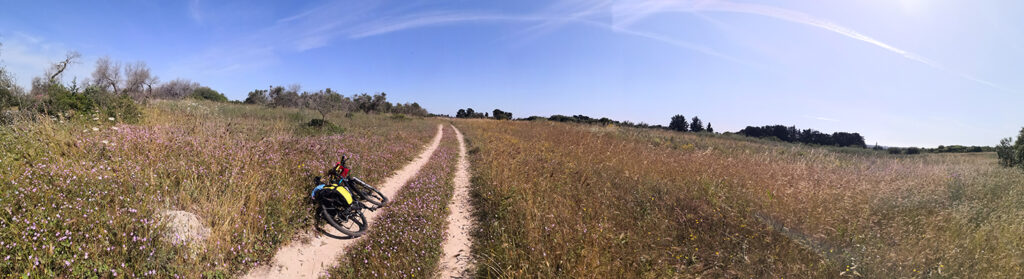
[0,100,439,277]
[327,125,460,278]
[458,119,1024,278]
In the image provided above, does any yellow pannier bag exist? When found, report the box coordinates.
[324,184,354,205]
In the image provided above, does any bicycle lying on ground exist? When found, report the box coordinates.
[311,155,389,237]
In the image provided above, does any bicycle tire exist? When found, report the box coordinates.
[320,203,367,237]
[351,177,388,209]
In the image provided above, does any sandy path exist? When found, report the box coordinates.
[243,124,444,279]
[436,125,476,278]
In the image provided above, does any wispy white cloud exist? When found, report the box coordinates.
[277,8,316,24]
[189,0,203,23]
[343,4,750,65]
[609,0,1010,92]
[178,0,748,75]
[348,12,546,39]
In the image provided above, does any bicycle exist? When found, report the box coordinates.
[311,155,389,237]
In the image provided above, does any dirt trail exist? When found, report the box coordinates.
[243,124,444,279]
[436,125,476,278]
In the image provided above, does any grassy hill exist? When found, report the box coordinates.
[3,101,1023,278]
[0,100,438,277]
[456,119,1024,278]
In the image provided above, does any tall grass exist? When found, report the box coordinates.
[0,100,438,277]
[458,119,1024,278]
[326,125,459,278]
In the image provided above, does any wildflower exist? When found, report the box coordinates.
[92,127,100,132]
[108,117,115,121]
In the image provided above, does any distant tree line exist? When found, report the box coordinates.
[245,88,428,119]
[928,145,993,153]
[737,125,867,148]
[453,108,513,120]
[0,42,428,126]
[996,128,1024,169]
[0,43,231,122]
[499,112,716,132]
[455,108,488,118]
[492,109,513,120]
[886,147,922,155]
[668,114,713,133]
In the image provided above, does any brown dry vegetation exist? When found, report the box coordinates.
[0,100,438,277]
[457,119,1024,278]
[327,125,459,278]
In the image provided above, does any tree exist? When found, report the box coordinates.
[997,137,1016,167]
[303,90,344,122]
[190,86,227,102]
[244,89,268,104]
[122,61,155,99]
[739,125,866,148]
[91,56,122,94]
[47,51,81,83]
[706,122,714,133]
[31,51,82,98]
[153,78,199,99]
[493,109,513,120]
[690,116,704,132]
[669,115,688,132]
[456,109,466,118]
[391,102,427,116]
[905,147,921,155]
[1015,128,1024,169]
[371,92,388,113]
[268,85,300,108]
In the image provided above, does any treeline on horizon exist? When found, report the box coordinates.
[0,44,429,126]
[737,125,867,148]
[244,88,429,120]
[451,107,1006,154]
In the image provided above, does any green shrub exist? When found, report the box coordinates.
[0,86,15,108]
[43,83,93,117]
[39,85,141,123]
[996,128,1024,169]
[297,119,345,135]
[190,86,228,102]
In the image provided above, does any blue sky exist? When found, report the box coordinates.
[2,0,1022,147]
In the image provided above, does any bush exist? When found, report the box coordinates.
[190,86,228,102]
[40,85,141,122]
[997,128,1024,169]
[43,83,94,117]
[0,86,15,109]
[84,86,142,123]
[297,119,345,135]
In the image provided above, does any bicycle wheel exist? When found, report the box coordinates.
[320,203,367,237]
[351,177,388,209]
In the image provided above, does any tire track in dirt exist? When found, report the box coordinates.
[243,124,444,279]
[436,125,476,278]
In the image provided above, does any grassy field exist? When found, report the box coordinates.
[4,99,1022,278]
[0,100,438,277]
[457,119,1024,278]
[327,125,459,278]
